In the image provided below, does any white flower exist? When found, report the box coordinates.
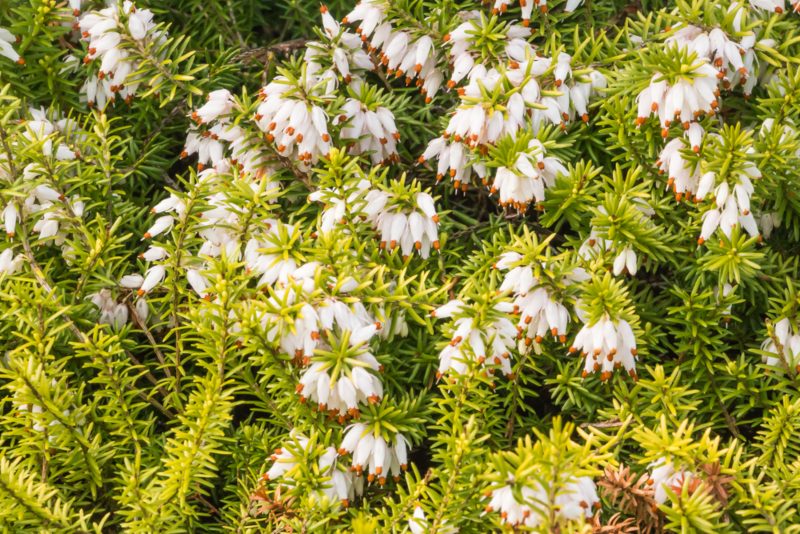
[0,248,24,276]
[338,423,409,484]
[186,268,210,299]
[139,246,168,262]
[192,89,234,124]
[137,265,166,296]
[408,506,427,534]
[120,273,144,288]
[3,203,17,237]
[647,457,695,504]
[611,247,638,276]
[0,27,22,64]
[761,317,800,371]
[570,316,638,381]
[143,215,174,239]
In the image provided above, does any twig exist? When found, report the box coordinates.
[126,300,173,377]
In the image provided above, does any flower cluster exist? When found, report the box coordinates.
[298,325,384,417]
[570,315,638,381]
[636,19,755,138]
[485,476,599,527]
[308,174,371,234]
[254,73,334,169]
[309,6,375,85]
[432,297,517,377]
[419,44,604,204]
[335,88,400,164]
[338,422,409,484]
[1,110,85,256]
[487,135,567,212]
[344,1,444,102]
[265,431,362,506]
[495,249,585,347]
[363,186,440,258]
[77,1,160,107]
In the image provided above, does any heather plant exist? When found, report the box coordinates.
[2,0,800,532]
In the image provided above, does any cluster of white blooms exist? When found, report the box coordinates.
[335,89,400,164]
[254,74,333,168]
[636,20,755,137]
[485,476,599,528]
[432,299,517,377]
[308,177,371,233]
[363,189,440,258]
[21,108,79,162]
[490,138,567,211]
[0,28,23,64]
[445,18,534,88]
[298,324,384,417]
[636,67,719,137]
[344,1,444,102]
[310,6,375,86]
[1,110,86,254]
[666,22,756,93]
[77,1,160,108]
[656,134,703,201]
[569,315,638,381]
[338,422,409,484]
[184,90,280,184]
[761,317,800,372]
[419,46,604,200]
[647,457,696,504]
[495,251,586,346]
[697,163,760,244]
[489,0,584,20]
[89,289,129,330]
[265,431,363,507]
[244,220,306,287]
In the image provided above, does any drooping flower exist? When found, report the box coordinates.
[0,28,23,64]
[761,317,800,372]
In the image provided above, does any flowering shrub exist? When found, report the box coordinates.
[2,0,800,531]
